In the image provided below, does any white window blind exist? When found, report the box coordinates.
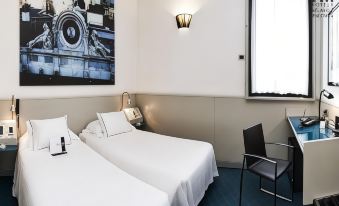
[329,5,339,84]
[249,0,311,98]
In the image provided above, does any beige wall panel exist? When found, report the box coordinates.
[136,94,318,165]
[322,102,339,121]
[136,94,214,144]
[0,100,13,120]
[214,98,317,165]
[19,95,135,135]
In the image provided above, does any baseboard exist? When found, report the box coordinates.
[217,161,242,168]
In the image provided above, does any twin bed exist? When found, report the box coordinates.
[13,112,218,206]
[80,123,218,206]
[13,132,170,206]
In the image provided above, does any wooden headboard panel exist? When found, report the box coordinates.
[18,95,135,135]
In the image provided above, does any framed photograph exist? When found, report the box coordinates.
[19,0,115,85]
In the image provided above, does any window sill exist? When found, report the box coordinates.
[245,96,315,101]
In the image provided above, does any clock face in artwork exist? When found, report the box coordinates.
[62,19,81,46]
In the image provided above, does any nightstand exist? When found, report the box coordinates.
[0,145,17,176]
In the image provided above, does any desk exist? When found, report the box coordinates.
[288,117,339,205]
[288,117,333,153]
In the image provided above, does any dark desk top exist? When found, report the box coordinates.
[288,116,333,152]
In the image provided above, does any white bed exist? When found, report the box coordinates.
[13,132,170,206]
[80,124,219,206]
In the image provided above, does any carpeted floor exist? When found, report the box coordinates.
[0,168,302,206]
[199,168,302,206]
[0,176,17,206]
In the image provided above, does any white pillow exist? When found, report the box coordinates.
[22,127,79,151]
[27,116,71,150]
[97,111,133,137]
[86,120,103,134]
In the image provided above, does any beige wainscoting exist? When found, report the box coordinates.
[136,94,318,166]
[0,94,319,166]
[18,95,135,135]
[0,100,14,120]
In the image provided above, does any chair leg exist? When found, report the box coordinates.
[291,164,294,202]
[292,150,295,202]
[274,179,277,206]
[239,157,246,206]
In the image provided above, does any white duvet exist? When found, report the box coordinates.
[13,133,170,206]
[80,128,219,206]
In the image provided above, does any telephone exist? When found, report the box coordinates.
[123,107,143,125]
[300,117,318,127]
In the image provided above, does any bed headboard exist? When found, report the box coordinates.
[0,100,14,120]
[18,95,135,135]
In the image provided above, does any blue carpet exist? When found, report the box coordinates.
[199,168,302,206]
[0,176,17,206]
[0,168,301,206]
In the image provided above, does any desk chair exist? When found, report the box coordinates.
[239,123,294,206]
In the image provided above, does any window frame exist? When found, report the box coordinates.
[245,0,314,101]
[328,2,339,87]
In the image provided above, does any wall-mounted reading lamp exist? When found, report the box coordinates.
[10,95,15,120]
[120,92,131,111]
[176,14,192,29]
[319,89,334,120]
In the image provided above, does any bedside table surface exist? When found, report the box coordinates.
[0,145,17,152]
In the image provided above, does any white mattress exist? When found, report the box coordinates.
[80,129,219,206]
[13,133,170,206]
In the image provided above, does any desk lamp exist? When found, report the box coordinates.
[319,89,334,120]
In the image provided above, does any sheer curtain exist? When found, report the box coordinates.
[330,8,339,83]
[250,0,310,96]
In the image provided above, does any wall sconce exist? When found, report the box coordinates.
[176,14,192,29]
[10,95,15,120]
[120,92,131,111]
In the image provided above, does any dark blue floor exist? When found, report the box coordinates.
[0,176,17,206]
[0,168,301,206]
[199,168,302,206]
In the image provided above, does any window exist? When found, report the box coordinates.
[30,55,38,62]
[44,56,53,63]
[329,3,339,85]
[248,0,313,99]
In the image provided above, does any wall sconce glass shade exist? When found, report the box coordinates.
[176,14,192,29]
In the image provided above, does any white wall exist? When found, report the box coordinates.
[137,0,246,97]
[0,0,138,99]
[320,16,339,107]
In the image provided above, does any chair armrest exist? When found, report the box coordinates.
[243,154,277,165]
[265,142,294,149]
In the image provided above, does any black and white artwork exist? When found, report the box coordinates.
[20,0,115,85]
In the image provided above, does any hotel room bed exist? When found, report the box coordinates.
[13,132,170,206]
[80,123,219,206]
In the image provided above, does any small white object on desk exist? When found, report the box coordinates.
[320,120,326,129]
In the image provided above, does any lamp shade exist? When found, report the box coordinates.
[323,90,334,99]
[176,14,192,29]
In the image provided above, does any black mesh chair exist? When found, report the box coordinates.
[239,123,294,206]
